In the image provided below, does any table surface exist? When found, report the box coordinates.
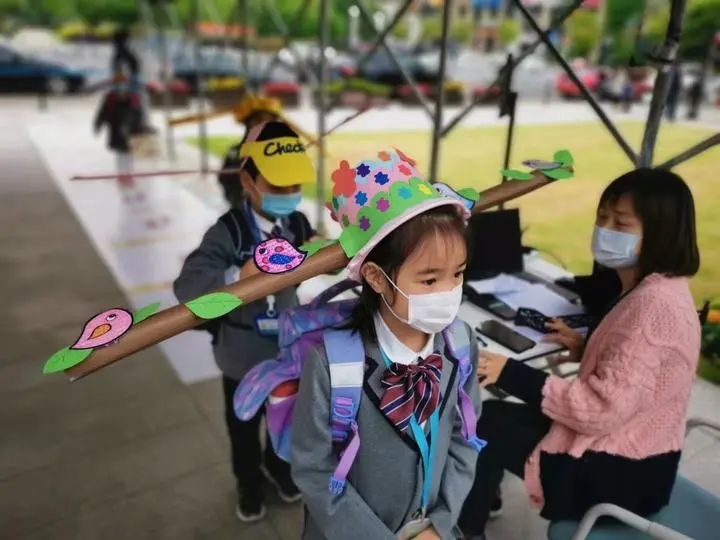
[461,253,583,379]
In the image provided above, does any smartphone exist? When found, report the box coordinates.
[477,320,536,354]
[464,289,517,320]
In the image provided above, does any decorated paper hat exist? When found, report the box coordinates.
[330,148,470,280]
[239,121,315,187]
[233,95,283,124]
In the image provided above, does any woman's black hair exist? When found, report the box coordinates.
[345,205,468,343]
[599,167,700,279]
[240,121,299,181]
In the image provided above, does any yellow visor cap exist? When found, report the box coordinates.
[239,136,315,187]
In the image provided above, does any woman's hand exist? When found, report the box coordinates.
[413,527,441,540]
[477,351,509,388]
[542,319,584,363]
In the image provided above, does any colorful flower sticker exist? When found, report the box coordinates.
[378,151,392,161]
[355,192,368,206]
[398,164,412,177]
[332,160,357,197]
[418,184,433,195]
[356,163,371,177]
[398,186,413,200]
[374,172,390,186]
[376,199,390,212]
[359,217,371,231]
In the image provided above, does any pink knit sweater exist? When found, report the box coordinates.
[524,273,701,508]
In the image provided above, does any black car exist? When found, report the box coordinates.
[356,48,438,86]
[0,44,85,94]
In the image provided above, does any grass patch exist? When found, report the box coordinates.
[190,121,719,304]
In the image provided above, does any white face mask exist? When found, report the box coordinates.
[592,226,641,269]
[378,268,463,334]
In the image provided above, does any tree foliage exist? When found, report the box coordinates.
[567,9,601,59]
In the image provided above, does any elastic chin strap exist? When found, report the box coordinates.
[374,266,411,325]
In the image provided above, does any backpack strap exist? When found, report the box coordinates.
[286,211,314,245]
[218,207,255,264]
[323,329,365,495]
[443,319,487,453]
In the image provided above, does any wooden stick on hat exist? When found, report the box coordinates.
[59,167,563,381]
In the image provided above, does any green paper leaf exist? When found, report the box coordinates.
[553,149,574,168]
[43,347,92,375]
[457,188,480,202]
[299,239,337,258]
[543,168,574,180]
[185,292,243,320]
[133,302,161,324]
[500,169,534,181]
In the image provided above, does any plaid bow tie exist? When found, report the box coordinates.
[380,354,443,433]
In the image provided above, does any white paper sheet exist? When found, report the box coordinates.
[497,283,584,317]
[467,273,531,295]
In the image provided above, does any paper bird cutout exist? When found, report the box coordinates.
[185,292,244,320]
[43,302,163,375]
[254,238,307,274]
[71,308,134,350]
[501,149,575,182]
[434,183,479,211]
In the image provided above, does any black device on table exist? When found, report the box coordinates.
[477,320,535,354]
[464,208,580,303]
[514,307,594,334]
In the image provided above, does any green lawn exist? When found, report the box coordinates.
[191,121,719,304]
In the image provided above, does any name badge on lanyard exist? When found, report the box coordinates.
[255,294,279,338]
[380,349,440,522]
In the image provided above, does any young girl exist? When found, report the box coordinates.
[174,120,315,522]
[291,149,483,539]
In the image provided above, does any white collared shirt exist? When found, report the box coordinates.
[373,312,435,366]
[251,208,280,238]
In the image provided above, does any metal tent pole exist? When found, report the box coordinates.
[157,1,177,160]
[657,133,720,170]
[512,0,637,165]
[191,0,209,174]
[429,0,454,182]
[638,0,687,167]
[316,0,331,236]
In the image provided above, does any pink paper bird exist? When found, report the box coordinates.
[71,308,133,350]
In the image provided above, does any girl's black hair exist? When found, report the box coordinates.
[240,121,299,181]
[599,167,700,279]
[345,205,468,343]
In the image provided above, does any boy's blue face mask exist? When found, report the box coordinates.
[592,226,641,269]
[261,192,302,218]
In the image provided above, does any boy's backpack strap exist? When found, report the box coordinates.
[286,210,313,245]
[443,318,487,453]
[323,329,365,495]
[218,207,255,264]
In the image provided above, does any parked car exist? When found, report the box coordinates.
[0,43,85,93]
[357,48,439,87]
[556,67,652,102]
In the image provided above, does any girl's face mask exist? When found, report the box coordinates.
[379,268,463,334]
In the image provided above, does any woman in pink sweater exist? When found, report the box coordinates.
[459,168,701,538]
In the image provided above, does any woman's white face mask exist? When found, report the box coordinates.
[379,268,462,334]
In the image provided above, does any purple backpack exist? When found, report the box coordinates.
[234,280,485,496]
